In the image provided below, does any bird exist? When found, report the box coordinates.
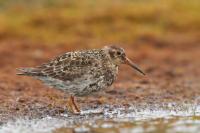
[17,45,145,114]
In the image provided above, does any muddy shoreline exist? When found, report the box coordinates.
[0,37,200,123]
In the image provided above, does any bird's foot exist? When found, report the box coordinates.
[97,96,107,104]
[66,103,81,114]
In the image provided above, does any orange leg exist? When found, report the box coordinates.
[70,95,80,112]
[67,95,81,114]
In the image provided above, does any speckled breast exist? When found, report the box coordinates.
[71,65,118,97]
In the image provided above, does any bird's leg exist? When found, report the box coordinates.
[67,96,74,113]
[70,95,80,113]
[67,95,80,114]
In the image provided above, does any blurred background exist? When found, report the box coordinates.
[0,0,199,46]
[0,0,199,76]
[0,0,200,123]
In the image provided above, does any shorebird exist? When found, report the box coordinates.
[17,45,145,114]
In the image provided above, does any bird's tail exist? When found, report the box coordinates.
[16,67,42,76]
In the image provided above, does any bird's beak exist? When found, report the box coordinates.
[124,57,146,75]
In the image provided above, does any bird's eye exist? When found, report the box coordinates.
[117,51,121,55]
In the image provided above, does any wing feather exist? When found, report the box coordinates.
[36,51,103,81]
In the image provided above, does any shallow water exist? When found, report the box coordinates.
[1,103,200,133]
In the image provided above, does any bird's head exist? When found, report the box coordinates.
[104,45,145,75]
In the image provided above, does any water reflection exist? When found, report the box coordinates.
[0,103,200,133]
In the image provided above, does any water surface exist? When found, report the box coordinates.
[1,103,200,133]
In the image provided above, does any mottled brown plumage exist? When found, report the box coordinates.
[17,45,145,113]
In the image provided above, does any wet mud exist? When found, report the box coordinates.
[0,37,200,123]
[0,35,200,124]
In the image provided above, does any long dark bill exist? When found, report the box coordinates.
[125,57,146,76]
